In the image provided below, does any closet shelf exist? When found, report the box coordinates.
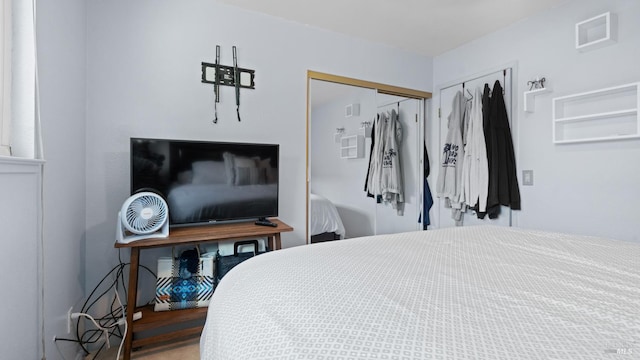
[523,87,551,113]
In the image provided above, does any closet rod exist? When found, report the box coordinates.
[440,67,512,92]
[377,97,414,108]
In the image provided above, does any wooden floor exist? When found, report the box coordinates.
[87,337,199,360]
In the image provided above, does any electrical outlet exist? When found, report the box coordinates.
[67,307,73,334]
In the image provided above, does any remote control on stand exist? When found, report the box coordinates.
[255,218,277,227]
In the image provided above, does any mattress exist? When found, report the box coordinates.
[200,226,640,359]
[309,193,346,238]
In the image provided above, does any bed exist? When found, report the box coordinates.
[200,225,640,359]
[309,193,346,243]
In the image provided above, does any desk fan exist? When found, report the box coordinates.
[117,191,169,244]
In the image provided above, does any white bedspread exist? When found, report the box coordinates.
[310,193,346,237]
[200,226,640,359]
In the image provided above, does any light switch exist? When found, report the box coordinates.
[523,170,534,186]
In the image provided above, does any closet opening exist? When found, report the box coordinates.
[306,70,432,243]
[435,65,517,228]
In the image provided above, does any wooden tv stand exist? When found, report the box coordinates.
[114,218,293,360]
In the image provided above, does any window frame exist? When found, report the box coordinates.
[0,0,11,156]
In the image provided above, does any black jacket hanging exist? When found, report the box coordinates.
[422,144,433,229]
[486,80,520,218]
[364,117,376,198]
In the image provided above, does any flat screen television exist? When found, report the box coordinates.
[130,138,279,227]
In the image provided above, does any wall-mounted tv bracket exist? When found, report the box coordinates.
[201,45,255,123]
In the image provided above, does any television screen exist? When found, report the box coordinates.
[131,138,279,227]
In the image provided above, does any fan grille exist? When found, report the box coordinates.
[124,194,168,234]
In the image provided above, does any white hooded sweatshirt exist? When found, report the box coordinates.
[437,91,465,215]
[366,109,404,215]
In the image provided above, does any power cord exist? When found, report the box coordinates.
[53,250,156,358]
[66,290,126,358]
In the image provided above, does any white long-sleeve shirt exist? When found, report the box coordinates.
[437,91,465,211]
[462,87,489,211]
[379,109,404,215]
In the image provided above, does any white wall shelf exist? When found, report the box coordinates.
[552,82,639,144]
[523,87,551,113]
[340,135,364,159]
[575,12,616,52]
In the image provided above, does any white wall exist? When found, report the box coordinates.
[36,0,87,358]
[85,0,433,304]
[429,0,640,242]
[0,159,42,359]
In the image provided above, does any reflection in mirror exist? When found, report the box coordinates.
[309,80,377,242]
[373,94,422,236]
[308,79,425,243]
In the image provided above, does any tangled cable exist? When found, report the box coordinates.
[53,250,156,359]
